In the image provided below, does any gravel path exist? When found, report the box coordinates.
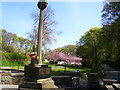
[52,66,64,70]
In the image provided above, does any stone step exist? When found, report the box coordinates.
[19,82,41,89]
[11,73,24,77]
[19,87,39,90]
[103,79,118,85]
[0,84,18,90]
[105,85,115,90]
[19,78,58,89]
[24,81,56,88]
[112,83,120,90]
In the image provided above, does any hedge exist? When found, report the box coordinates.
[2,52,30,60]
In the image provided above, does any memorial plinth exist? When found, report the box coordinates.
[19,55,58,89]
[19,63,58,89]
[25,64,51,80]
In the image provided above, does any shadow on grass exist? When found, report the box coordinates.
[50,71,61,76]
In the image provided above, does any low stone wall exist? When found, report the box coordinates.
[1,73,11,84]
[11,73,24,85]
[51,76,72,86]
[102,71,120,85]
[51,76,79,88]
[104,71,120,82]
[87,73,101,88]
[0,69,24,85]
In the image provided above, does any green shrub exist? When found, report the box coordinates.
[1,60,27,66]
[1,52,30,67]
[2,52,30,59]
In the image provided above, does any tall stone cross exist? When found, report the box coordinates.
[37,0,48,64]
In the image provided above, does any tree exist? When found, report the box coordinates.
[27,6,58,52]
[5,45,15,53]
[46,51,82,66]
[24,39,32,54]
[55,45,78,56]
[18,37,26,48]
[101,1,120,25]
[12,34,18,44]
[26,26,38,52]
[7,32,13,45]
[1,29,8,46]
[101,1,120,67]
[0,29,32,54]
[76,27,102,71]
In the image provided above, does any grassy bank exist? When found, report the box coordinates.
[0,59,30,70]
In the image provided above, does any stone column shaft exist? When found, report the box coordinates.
[37,9,44,64]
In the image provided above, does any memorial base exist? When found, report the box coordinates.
[19,64,58,89]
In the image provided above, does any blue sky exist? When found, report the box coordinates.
[2,1,104,50]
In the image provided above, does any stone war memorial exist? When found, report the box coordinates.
[19,0,58,89]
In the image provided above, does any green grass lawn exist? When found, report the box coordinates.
[12,66,25,70]
[1,60,91,79]
[1,60,91,72]
[0,59,30,71]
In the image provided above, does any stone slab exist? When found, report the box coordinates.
[105,85,114,90]
[19,78,58,89]
[37,78,53,83]
[112,83,120,89]
[11,73,24,77]
[103,79,118,85]
[0,84,18,90]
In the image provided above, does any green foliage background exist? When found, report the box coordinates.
[2,52,30,59]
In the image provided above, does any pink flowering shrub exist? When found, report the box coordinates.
[46,51,83,66]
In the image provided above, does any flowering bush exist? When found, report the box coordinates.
[46,51,83,66]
